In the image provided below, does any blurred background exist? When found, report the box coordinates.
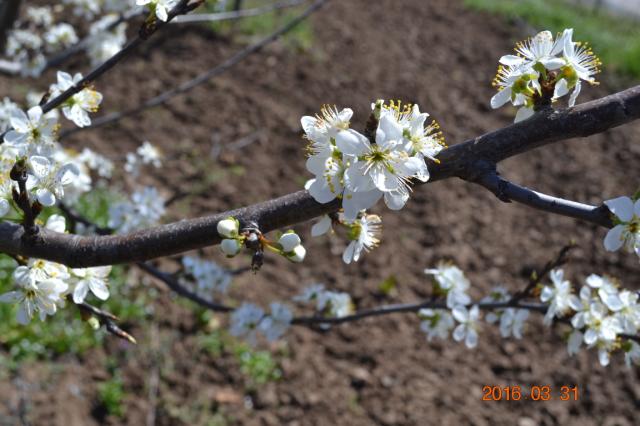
[0,0,639,424]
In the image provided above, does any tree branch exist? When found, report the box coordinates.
[39,0,199,115]
[475,171,613,228]
[0,85,639,267]
[0,0,20,52]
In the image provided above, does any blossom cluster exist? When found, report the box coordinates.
[491,28,601,122]
[180,255,232,302]
[108,186,166,233]
[0,76,107,217]
[542,270,640,367]
[0,216,113,324]
[302,102,445,221]
[3,2,130,76]
[229,283,353,344]
[418,263,640,368]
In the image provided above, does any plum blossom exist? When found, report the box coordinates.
[499,308,529,339]
[137,0,178,21]
[603,196,640,256]
[182,256,232,296]
[556,29,601,106]
[258,303,293,341]
[540,269,573,325]
[49,72,103,127]
[419,308,455,341]
[452,305,480,349]
[108,186,166,233]
[491,28,600,122]
[70,266,112,304]
[26,156,79,206]
[303,102,443,221]
[295,284,353,318]
[0,278,68,325]
[229,303,265,345]
[3,106,57,152]
[342,213,381,264]
[424,263,471,309]
[278,231,306,263]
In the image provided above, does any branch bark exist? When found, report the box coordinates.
[0,0,20,51]
[1,85,639,267]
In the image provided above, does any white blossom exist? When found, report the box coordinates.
[181,256,232,299]
[70,266,112,304]
[26,156,79,206]
[424,263,471,309]
[50,71,103,127]
[137,141,162,168]
[44,24,79,51]
[229,303,265,344]
[259,303,293,341]
[452,305,480,349]
[3,106,57,152]
[0,279,68,325]
[137,0,178,21]
[342,213,381,264]
[499,308,529,339]
[603,196,640,255]
[540,269,573,325]
[108,186,166,233]
[419,308,454,341]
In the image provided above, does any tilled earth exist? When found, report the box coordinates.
[1,0,640,425]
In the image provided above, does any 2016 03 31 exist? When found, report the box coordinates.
[481,385,579,401]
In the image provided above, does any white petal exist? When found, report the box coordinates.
[491,88,513,109]
[499,55,524,66]
[384,191,409,210]
[311,215,332,237]
[36,189,56,207]
[342,241,356,264]
[308,178,337,204]
[514,106,535,123]
[542,57,566,70]
[89,279,109,300]
[335,130,369,156]
[73,281,89,304]
[0,291,23,303]
[569,81,581,107]
[452,324,466,342]
[603,225,625,252]
[553,78,569,99]
[604,196,634,222]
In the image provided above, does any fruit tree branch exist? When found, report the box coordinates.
[0,85,638,268]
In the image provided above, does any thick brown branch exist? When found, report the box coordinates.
[0,85,639,267]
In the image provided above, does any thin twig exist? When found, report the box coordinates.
[60,0,330,138]
[510,244,574,303]
[39,0,200,115]
[475,171,613,228]
[173,0,307,23]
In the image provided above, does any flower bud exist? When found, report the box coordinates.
[220,238,242,256]
[279,232,301,252]
[217,217,239,238]
[288,245,306,263]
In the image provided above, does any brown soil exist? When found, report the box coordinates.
[1,0,640,425]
